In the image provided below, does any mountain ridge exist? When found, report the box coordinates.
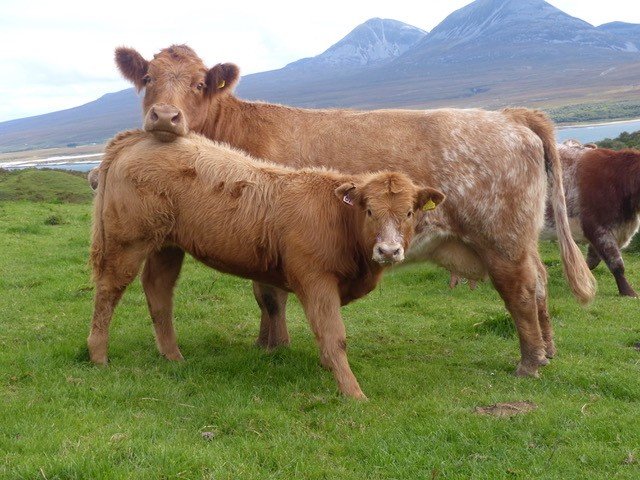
[2,0,640,152]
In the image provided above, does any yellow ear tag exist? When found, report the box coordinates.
[217,80,226,89]
[422,199,437,211]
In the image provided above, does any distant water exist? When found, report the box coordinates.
[0,153,102,172]
[2,118,640,173]
[556,118,640,143]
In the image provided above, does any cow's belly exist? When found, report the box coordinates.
[406,230,488,281]
[616,216,640,249]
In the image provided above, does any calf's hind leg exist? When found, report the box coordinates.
[297,276,365,399]
[141,246,185,361]
[253,282,290,349]
[586,244,601,270]
[583,223,637,297]
[88,243,149,365]
[485,249,547,377]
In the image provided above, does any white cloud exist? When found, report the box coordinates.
[0,0,639,122]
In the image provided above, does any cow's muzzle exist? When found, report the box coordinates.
[144,103,188,142]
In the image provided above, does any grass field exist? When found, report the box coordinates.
[1,171,639,479]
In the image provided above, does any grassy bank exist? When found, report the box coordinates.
[0,178,639,479]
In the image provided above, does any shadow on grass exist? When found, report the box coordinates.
[473,313,516,339]
[69,331,332,396]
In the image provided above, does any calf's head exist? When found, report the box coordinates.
[115,44,239,133]
[336,173,445,265]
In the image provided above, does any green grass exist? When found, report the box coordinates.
[546,101,640,125]
[1,199,639,479]
[0,168,92,203]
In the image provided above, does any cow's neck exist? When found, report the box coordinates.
[204,95,277,158]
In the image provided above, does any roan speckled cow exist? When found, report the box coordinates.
[106,44,596,377]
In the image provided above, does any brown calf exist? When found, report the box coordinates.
[113,44,596,377]
[89,127,444,399]
[543,140,640,297]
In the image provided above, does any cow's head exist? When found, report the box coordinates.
[115,45,239,133]
[335,172,445,265]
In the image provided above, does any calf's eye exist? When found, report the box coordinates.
[407,211,413,218]
[142,75,151,85]
[366,209,372,217]
[196,82,205,91]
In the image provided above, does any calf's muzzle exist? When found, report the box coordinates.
[373,242,405,264]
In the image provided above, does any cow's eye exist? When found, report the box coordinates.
[196,82,205,91]
[142,74,151,85]
[366,209,372,217]
[407,211,413,218]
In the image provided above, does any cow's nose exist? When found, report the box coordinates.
[148,104,181,124]
[144,103,188,141]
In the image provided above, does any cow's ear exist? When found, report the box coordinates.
[414,186,445,212]
[115,47,149,91]
[335,182,361,207]
[206,63,240,95]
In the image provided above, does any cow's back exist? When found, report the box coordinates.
[265,108,547,251]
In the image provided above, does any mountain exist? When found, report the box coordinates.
[598,21,640,49]
[3,0,640,152]
[285,18,427,68]
[414,0,637,56]
[237,0,640,110]
[0,89,141,152]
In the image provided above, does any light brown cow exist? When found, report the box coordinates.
[114,44,596,377]
[89,125,444,399]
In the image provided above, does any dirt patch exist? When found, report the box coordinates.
[475,401,537,417]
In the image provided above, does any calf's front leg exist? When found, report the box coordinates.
[297,277,366,400]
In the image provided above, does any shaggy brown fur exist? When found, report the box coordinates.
[543,140,640,297]
[113,44,597,377]
[89,129,443,399]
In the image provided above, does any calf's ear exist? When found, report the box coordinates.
[115,47,149,91]
[415,187,445,211]
[335,182,361,207]
[206,63,240,95]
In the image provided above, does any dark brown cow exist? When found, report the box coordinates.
[112,44,596,377]
[543,140,640,297]
[89,123,444,399]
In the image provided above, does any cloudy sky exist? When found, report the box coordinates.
[1,0,639,122]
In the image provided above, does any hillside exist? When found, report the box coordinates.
[2,0,640,152]
[0,168,93,203]
[597,129,640,150]
[0,89,141,153]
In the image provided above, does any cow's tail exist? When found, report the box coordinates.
[504,108,596,304]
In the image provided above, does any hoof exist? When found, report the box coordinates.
[515,362,540,378]
[89,354,108,366]
[342,388,368,401]
[255,337,290,351]
[545,342,557,359]
[163,350,185,361]
[87,337,108,365]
